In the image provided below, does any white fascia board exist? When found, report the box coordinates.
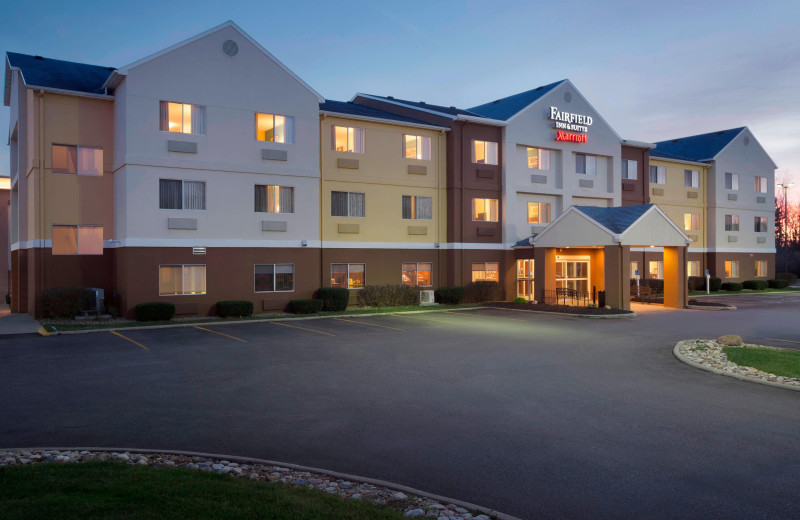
[620,204,692,245]
[649,155,709,168]
[623,139,656,149]
[319,110,449,131]
[28,85,114,101]
[352,93,458,119]
[709,127,745,162]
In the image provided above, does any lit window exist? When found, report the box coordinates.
[159,265,206,295]
[331,263,365,289]
[724,215,739,232]
[472,262,499,282]
[159,179,206,210]
[160,101,206,135]
[516,259,534,300]
[684,213,700,231]
[622,160,637,180]
[724,261,739,279]
[648,261,663,279]
[332,126,365,153]
[402,262,432,286]
[331,191,365,217]
[630,261,639,279]
[255,113,294,143]
[687,261,700,277]
[528,202,551,224]
[755,176,768,193]
[649,165,666,185]
[527,147,550,170]
[754,216,768,232]
[725,172,739,190]
[576,154,597,175]
[402,195,432,220]
[472,140,498,165]
[255,264,294,292]
[255,185,294,213]
[403,135,431,160]
[52,225,103,255]
[52,145,103,176]
[684,170,699,188]
[472,198,498,222]
[755,261,767,277]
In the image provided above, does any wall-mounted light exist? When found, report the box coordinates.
[434,242,439,248]
[301,240,308,247]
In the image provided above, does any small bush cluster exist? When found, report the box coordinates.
[513,297,527,304]
[435,286,465,304]
[288,299,323,314]
[39,287,91,318]
[687,276,706,291]
[316,288,349,311]
[134,302,176,322]
[464,281,501,303]
[776,272,798,284]
[720,282,743,292]
[357,285,419,307]
[709,277,722,291]
[216,301,254,317]
[768,279,790,289]
[742,280,768,291]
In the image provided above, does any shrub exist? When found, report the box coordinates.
[134,302,175,322]
[4,294,9,305]
[768,279,790,289]
[709,277,722,291]
[288,299,323,314]
[513,297,527,304]
[465,281,501,303]
[776,272,798,284]
[742,280,768,291]
[687,276,706,291]
[357,285,419,307]
[39,287,91,318]
[435,286,465,305]
[720,282,743,292]
[317,287,349,311]
[216,300,254,317]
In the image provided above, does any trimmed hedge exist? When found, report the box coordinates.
[134,302,176,322]
[39,287,90,318]
[720,282,743,292]
[709,277,722,291]
[687,276,706,291]
[742,280,768,291]
[216,300,254,317]
[465,281,501,303]
[776,272,798,284]
[317,287,349,311]
[435,286,465,305]
[768,279,790,289]
[288,299,323,314]
[357,285,419,307]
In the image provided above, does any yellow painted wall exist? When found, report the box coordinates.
[648,159,707,248]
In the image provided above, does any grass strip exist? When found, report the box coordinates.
[689,287,800,296]
[723,346,800,379]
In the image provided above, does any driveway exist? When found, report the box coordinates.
[1,293,799,519]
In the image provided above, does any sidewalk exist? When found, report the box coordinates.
[0,304,43,335]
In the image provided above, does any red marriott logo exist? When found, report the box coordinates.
[555,131,587,143]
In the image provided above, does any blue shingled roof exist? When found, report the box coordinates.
[574,204,653,234]
[468,80,566,120]
[651,127,745,162]
[359,95,482,117]
[6,52,115,95]
[320,100,446,127]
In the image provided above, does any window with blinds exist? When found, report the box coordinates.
[255,264,294,292]
[159,265,206,295]
[255,113,294,143]
[159,179,206,210]
[331,263,365,289]
[332,126,365,153]
[684,169,699,188]
[401,195,432,220]
[331,191,365,217]
[52,145,103,176]
[472,198,498,222]
[254,185,294,213]
[52,225,103,255]
[160,101,206,135]
[403,135,431,160]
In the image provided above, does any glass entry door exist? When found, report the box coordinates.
[555,257,590,294]
[516,260,534,300]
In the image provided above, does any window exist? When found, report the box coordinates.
[526,147,550,170]
[255,264,294,292]
[331,191,365,217]
[472,198,499,222]
[52,145,103,176]
[255,113,294,143]
[687,261,700,277]
[755,260,767,277]
[472,262,499,282]
[255,185,294,213]
[622,160,638,180]
[159,179,206,210]
[576,154,597,175]
[649,165,666,185]
[472,140,498,165]
[403,135,431,160]
[755,176,768,193]
[159,265,206,295]
[648,261,663,279]
[754,216,768,232]
[402,195,432,220]
[402,262,432,286]
[725,172,739,190]
[52,225,103,255]
[160,101,206,135]
[630,261,639,279]
[528,202,551,224]
[724,214,739,232]
[684,213,700,231]
[724,261,739,279]
[332,126,364,153]
[517,259,535,300]
[684,169,699,188]
[331,263,365,289]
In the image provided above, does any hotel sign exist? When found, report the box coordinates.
[549,106,592,143]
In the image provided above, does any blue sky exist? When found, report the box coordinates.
[2,0,799,190]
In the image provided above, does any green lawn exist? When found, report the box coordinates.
[723,346,800,379]
[689,287,800,296]
[0,461,408,520]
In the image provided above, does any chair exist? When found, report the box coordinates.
[631,285,653,304]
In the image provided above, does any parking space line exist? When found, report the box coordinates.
[110,331,149,351]
[270,321,335,336]
[333,317,404,331]
[391,314,462,326]
[764,337,800,345]
[194,326,247,343]
[441,310,527,322]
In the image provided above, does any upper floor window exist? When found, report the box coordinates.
[402,262,432,287]
[159,179,206,210]
[52,225,103,255]
[754,216,768,232]
[472,140,498,165]
[684,213,700,231]
[332,126,364,153]
[331,191,365,217]
[755,176,768,193]
[527,147,550,170]
[622,160,637,180]
[255,185,294,213]
[256,113,294,143]
[725,172,739,190]
[576,154,596,175]
[160,101,206,135]
[684,170,699,188]
[528,202,551,224]
[724,214,739,232]
[403,135,431,160]
[649,165,665,185]
[52,145,102,176]
[472,198,498,222]
[402,195,432,220]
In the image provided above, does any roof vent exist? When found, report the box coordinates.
[716,131,724,135]
[672,139,679,143]
[419,101,426,104]
[221,40,239,57]
[564,92,572,102]
[34,55,44,60]
[450,106,456,109]
[492,100,500,104]
[387,96,394,99]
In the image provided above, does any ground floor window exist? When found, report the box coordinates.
[52,225,103,255]
[516,259,534,300]
[724,260,739,278]
[648,261,663,279]
[402,262,432,286]
[331,263,365,289]
[255,264,294,292]
[755,260,767,277]
[160,265,206,295]
[472,262,499,282]
[687,261,700,277]
[630,261,639,279]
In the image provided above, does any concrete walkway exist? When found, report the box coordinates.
[0,305,42,335]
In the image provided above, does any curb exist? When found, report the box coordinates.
[486,305,637,319]
[685,304,737,311]
[691,290,800,298]
[1,447,523,520]
[672,340,800,392]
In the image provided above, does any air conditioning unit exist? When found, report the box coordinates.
[419,290,437,306]
[82,288,105,315]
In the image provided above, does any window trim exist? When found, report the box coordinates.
[254,112,294,144]
[527,201,551,224]
[754,216,768,233]
[755,176,768,194]
[330,263,366,289]
[331,125,365,154]
[684,213,700,231]
[622,159,638,180]
[471,262,500,283]
[401,261,433,287]
[159,101,206,135]
[52,224,104,256]
[526,147,550,170]
[158,264,207,296]
[684,169,699,188]
[649,165,666,185]
[159,179,207,211]
[724,260,740,279]
[51,144,103,176]
[331,191,366,218]
[254,263,295,293]
[401,195,433,221]
[472,140,499,165]
[754,260,767,278]
[687,260,700,277]
[648,260,664,279]
[576,153,597,176]
[724,214,740,232]
[725,172,739,191]
[254,184,295,214]
[472,198,499,222]
[402,134,432,161]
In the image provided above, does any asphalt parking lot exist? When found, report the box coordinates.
[1,294,800,519]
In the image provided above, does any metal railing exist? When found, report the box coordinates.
[543,288,591,307]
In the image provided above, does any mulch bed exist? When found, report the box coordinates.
[485,302,635,315]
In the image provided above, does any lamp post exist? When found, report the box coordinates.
[777,182,794,272]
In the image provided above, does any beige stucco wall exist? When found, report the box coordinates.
[648,159,707,249]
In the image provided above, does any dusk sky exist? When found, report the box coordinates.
[3,0,798,195]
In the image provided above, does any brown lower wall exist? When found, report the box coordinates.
[707,252,775,281]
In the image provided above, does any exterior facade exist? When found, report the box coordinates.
[0,176,8,298]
